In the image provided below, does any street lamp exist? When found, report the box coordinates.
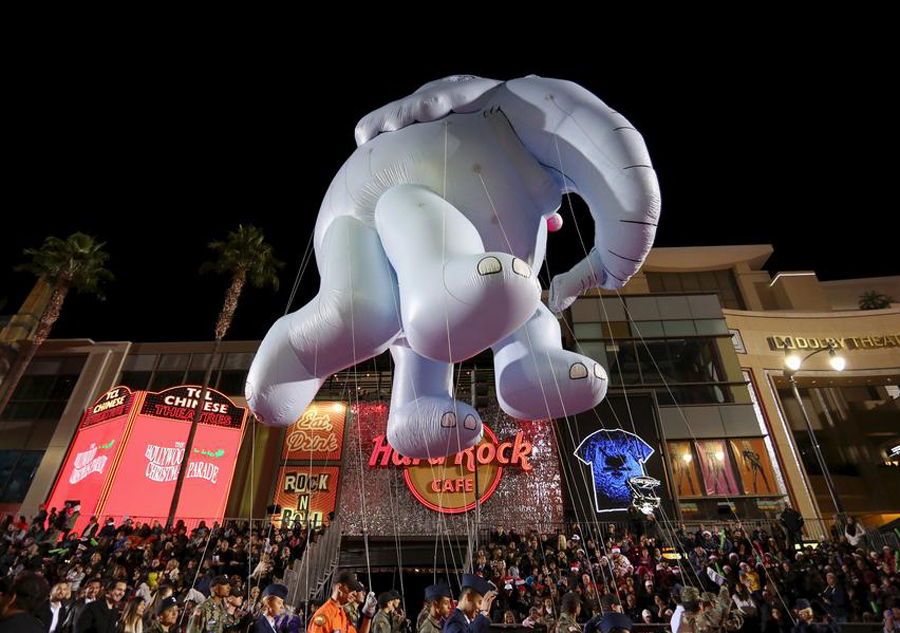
[783,343,847,526]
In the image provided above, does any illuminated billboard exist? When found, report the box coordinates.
[101,386,246,524]
[45,387,137,533]
[273,466,340,527]
[281,402,346,462]
[367,424,533,514]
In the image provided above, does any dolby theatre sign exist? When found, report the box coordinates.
[768,334,900,351]
[367,425,533,514]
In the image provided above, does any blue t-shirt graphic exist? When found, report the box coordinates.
[575,429,654,513]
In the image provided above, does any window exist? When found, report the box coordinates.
[117,351,252,395]
[187,353,223,386]
[118,354,156,391]
[646,270,746,310]
[0,451,45,503]
[217,353,254,396]
[0,356,85,421]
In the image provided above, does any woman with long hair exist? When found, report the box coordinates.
[120,596,146,633]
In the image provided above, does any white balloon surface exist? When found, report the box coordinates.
[246,75,660,458]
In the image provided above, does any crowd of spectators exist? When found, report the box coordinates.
[2,504,900,632]
[0,507,325,632]
[469,509,900,631]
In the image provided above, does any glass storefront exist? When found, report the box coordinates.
[774,376,900,516]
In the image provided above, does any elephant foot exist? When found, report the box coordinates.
[245,376,323,427]
[406,252,541,362]
[496,348,608,420]
[246,314,323,426]
[386,396,483,459]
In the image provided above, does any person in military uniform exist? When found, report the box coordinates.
[308,571,377,633]
[251,583,288,633]
[418,585,451,633]
[147,596,179,633]
[344,586,366,631]
[372,591,402,633]
[443,574,496,633]
[187,575,237,633]
[677,585,732,632]
[556,592,581,633]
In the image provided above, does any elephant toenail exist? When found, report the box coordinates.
[512,258,531,278]
[477,256,502,275]
[441,412,457,427]
[593,364,606,380]
[464,414,477,430]
[569,362,588,379]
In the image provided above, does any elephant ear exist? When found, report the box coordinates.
[354,75,502,146]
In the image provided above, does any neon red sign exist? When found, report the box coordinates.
[367,425,532,513]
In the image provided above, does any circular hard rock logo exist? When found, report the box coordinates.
[368,425,533,514]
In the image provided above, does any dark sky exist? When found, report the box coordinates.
[3,40,895,343]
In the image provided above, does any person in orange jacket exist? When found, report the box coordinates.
[308,571,376,633]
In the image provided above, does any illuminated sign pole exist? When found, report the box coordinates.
[166,343,221,529]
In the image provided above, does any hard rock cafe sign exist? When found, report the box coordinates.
[367,425,533,514]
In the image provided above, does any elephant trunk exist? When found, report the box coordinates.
[494,76,661,307]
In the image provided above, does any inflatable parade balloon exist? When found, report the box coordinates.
[246,74,660,459]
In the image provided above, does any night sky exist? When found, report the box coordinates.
[3,42,895,343]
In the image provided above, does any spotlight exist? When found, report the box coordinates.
[785,354,802,371]
[828,350,846,371]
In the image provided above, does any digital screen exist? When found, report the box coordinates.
[272,466,340,527]
[101,386,245,524]
[45,387,136,533]
[281,402,346,462]
[559,394,674,518]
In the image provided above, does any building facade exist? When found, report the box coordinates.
[618,245,900,527]
[1,245,897,528]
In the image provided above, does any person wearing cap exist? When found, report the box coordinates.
[372,591,401,633]
[146,596,178,633]
[598,612,632,633]
[443,574,496,633]
[308,570,375,633]
[677,584,731,633]
[250,584,288,633]
[186,575,235,633]
[557,592,581,633]
[344,586,367,631]
[418,585,451,633]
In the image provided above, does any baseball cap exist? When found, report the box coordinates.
[600,612,632,632]
[334,570,364,591]
[156,596,178,615]
[211,575,230,587]
[262,584,288,600]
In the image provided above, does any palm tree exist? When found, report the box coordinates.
[0,233,113,416]
[166,224,283,528]
[859,290,895,310]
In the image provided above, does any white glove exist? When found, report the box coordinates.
[362,592,377,618]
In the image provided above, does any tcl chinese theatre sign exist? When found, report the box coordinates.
[367,425,533,513]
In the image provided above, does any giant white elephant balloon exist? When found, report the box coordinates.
[246,75,660,458]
